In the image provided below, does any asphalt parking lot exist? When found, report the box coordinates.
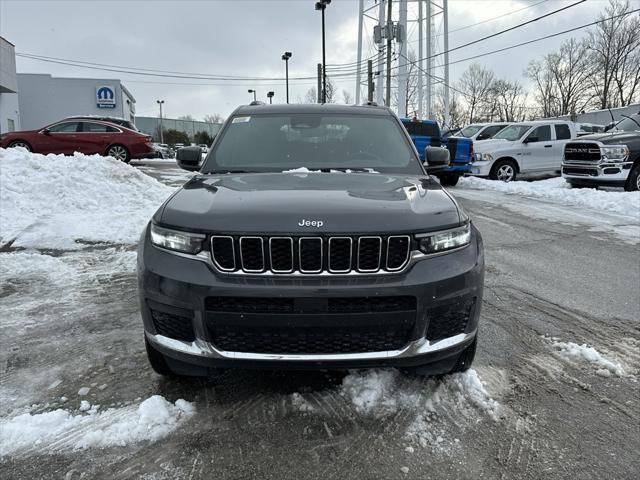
[1,161,638,480]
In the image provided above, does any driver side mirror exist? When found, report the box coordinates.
[523,136,537,144]
[175,146,202,172]
[476,133,489,140]
[42,128,51,135]
[423,146,450,173]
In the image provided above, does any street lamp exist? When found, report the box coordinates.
[267,91,275,104]
[156,100,165,144]
[281,51,292,104]
[315,0,331,103]
[248,89,257,102]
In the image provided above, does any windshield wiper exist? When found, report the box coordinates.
[328,167,380,173]
[206,169,256,174]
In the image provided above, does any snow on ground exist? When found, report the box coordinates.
[0,148,174,249]
[457,176,640,218]
[0,396,194,457]
[550,340,628,377]
[335,368,500,452]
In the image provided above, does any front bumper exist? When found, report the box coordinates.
[468,160,492,176]
[561,161,632,186]
[137,225,484,372]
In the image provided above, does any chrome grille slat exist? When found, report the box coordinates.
[211,234,411,275]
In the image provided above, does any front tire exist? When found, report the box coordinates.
[438,173,460,187]
[489,159,517,182]
[106,144,130,163]
[625,164,640,192]
[8,140,32,151]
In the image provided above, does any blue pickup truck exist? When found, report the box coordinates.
[401,118,474,186]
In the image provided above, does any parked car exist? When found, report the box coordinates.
[198,143,209,154]
[576,123,605,136]
[471,120,577,181]
[152,143,173,159]
[0,119,154,162]
[65,115,139,132]
[562,112,640,191]
[138,103,484,378]
[455,122,511,142]
[401,117,474,186]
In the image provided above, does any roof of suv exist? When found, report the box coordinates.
[233,103,391,116]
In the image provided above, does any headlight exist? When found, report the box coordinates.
[601,145,629,160]
[474,153,492,162]
[416,223,471,254]
[150,224,205,254]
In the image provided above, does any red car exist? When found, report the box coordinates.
[0,119,154,163]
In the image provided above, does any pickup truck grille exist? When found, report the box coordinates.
[210,235,411,274]
[564,142,601,163]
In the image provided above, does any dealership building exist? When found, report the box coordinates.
[17,73,136,130]
[0,36,20,134]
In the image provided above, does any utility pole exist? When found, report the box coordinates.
[397,0,408,117]
[317,64,323,103]
[316,0,331,103]
[418,0,423,118]
[156,100,164,144]
[355,0,364,104]
[443,0,450,127]
[367,60,374,102]
[282,52,292,104]
[426,0,432,118]
[376,0,386,106]
[385,0,393,107]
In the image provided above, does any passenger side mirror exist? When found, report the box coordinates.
[423,146,450,173]
[42,128,51,135]
[523,136,537,144]
[476,133,489,140]
[175,146,202,172]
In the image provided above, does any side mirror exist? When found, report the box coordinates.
[175,146,202,171]
[42,128,51,135]
[423,146,450,173]
[476,133,489,141]
[523,136,537,144]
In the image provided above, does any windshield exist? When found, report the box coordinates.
[612,116,640,132]
[493,124,531,141]
[459,125,483,137]
[203,113,422,174]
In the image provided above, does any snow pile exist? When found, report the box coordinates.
[457,176,640,217]
[290,392,315,413]
[552,341,627,377]
[0,395,194,457]
[0,148,174,249]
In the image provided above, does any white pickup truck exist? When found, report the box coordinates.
[471,120,577,181]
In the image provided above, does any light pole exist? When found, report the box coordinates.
[248,89,257,102]
[281,52,292,104]
[156,100,164,144]
[315,0,331,103]
[267,91,275,104]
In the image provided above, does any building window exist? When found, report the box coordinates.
[7,119,15,132]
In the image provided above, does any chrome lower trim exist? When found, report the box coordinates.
[146,329,476,362]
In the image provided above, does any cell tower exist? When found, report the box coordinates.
[354,0,450,125]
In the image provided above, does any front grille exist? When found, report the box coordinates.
[206,296,416,314]
[210,234,411,274]
[211,327,411,354]
[562,166,599,176]
[426,299,474,342]
[150,308,195,342]
[564,142,601,162]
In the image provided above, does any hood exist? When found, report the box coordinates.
[574,131,639,144]
[157,172,462,234]
[473,138,512,152]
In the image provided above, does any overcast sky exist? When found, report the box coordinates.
[0,0,607,120]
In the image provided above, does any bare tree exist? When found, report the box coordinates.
[433,88,465,129]
[587,0,640,108]
[342,90,353,105]
[302,78,337,104]
[456,63,495,123]
[527,57,561,117]
[489,80,528,122]
[203,114,224,124]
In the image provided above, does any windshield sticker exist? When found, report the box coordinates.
[232,116,251,123]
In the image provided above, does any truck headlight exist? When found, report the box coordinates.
[601,145,629,160]
[150,224,205,254]
[416,223,471,254]
[474,153,492,162]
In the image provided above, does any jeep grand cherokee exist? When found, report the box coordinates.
[137,104,484,377]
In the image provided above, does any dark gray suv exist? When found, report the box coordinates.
[137,104,484,377]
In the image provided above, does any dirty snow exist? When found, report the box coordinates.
[0,148,174,249]
[457,176,640,218]
[552,341,627,377]
[0,396,194,457]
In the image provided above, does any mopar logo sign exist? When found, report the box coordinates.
[96,86,116,108]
